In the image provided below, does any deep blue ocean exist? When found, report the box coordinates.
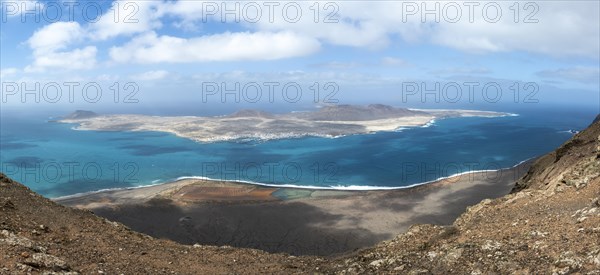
[1,106,597,198]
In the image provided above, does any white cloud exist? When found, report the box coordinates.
[17,0,600,72]
[131,70,170,81]
[158,1,206,23]
[90,1,164,40]
[25,46,97,72]
[109,31,320,63]
[27,21,84,53]
[430,2,600,57]
[245,2,394,48]
[243,1,600,58]
[25,22,96,71]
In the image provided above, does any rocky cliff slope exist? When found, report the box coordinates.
[0,174,322,274]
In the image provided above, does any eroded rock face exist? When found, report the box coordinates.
[513,116,600,193]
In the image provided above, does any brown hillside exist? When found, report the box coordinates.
[0,174,320,274]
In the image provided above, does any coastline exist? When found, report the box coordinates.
[53,157,535,201]
[56,159,534,256]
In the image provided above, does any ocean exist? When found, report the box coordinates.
[1,106,597,198]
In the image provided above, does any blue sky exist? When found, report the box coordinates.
[1,0,599,114]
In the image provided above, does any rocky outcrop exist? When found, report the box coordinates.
[512,115,600,193]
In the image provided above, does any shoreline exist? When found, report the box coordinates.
[56,160,534,256]
[53,157,535,201]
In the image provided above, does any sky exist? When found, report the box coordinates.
[0,0,599,115]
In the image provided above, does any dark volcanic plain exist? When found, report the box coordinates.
[57,164,531,256]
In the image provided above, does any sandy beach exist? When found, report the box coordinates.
[56,161,532,256]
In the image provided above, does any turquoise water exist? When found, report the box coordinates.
[0,107,597,198]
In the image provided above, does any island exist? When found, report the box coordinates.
[58,105,514,143]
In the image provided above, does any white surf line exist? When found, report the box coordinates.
[53,157,535,200]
